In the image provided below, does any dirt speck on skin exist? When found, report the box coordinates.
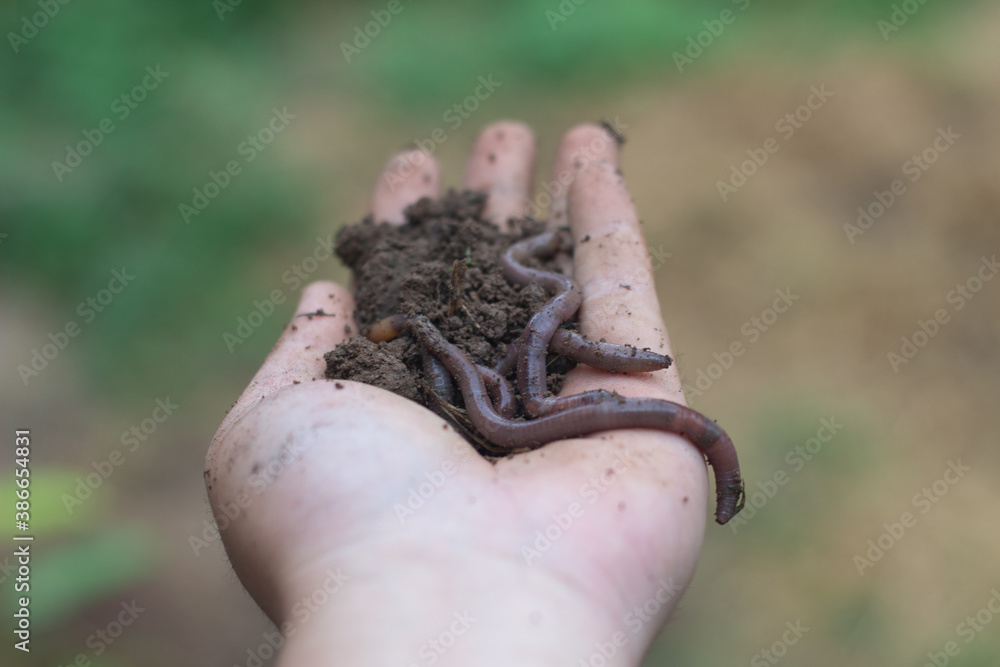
[324,190,578,443]
[600,119,626,145]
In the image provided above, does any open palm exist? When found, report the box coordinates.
[206,122,711,666]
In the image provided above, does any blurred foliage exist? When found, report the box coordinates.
[1,0,310,399]
[1,472,154,663]
[351,0,894,105]
[0,469,107,534]
[11,527,155,631]
[1,1,992,666]
[0,0,973,398]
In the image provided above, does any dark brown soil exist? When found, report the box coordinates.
[324,190,576,443]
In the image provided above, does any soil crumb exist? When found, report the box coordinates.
[325,190,576,443]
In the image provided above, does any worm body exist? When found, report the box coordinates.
[367,314,409,343]
[421,351,455,404]
[501,232,582,417]
[476,364,517,419]
[405,315,745,525]
[495,331,672,377]
[549,330,673,373]
[493,340,521,377]
[360,229,745,526]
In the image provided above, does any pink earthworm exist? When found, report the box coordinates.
[421,350,455,404]
[363,231,745,524]
[500,231,593,417]
[548,329,672,373]
[402,314,745,525]
[502,231,659,418]
[476,364,517,419]
[370,315,516,419]
[494,331,672,377]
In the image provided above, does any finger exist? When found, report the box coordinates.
[518,161,707,528]
[545,123,621,227]
[372,149,441,225]
[462,121,536,231]
[215,281,356,439]
[561,160,683,403]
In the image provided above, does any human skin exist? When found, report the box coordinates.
[205,121,712,666]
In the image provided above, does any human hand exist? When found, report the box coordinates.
[205,121,710,667]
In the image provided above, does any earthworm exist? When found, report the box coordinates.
[421,351,455,404]
[500,231,585,417]
[363,237,744,523]
[432,330,619,417]
[495,331,673,376]
[502,231,670,418]
[403,314,745,525]
[549,329,672,373]
[493,339,520,376]
[424,356,516,420]
[368,315,408,343]
[370,231,665,418]
[476,365,517,419]
[368,314,514,418]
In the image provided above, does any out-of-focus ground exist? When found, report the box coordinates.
[2,1,999,665]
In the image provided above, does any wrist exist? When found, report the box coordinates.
[274,543,650,667]
[207,386,705,667]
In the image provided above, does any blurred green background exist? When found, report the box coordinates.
[3,0,999,665]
